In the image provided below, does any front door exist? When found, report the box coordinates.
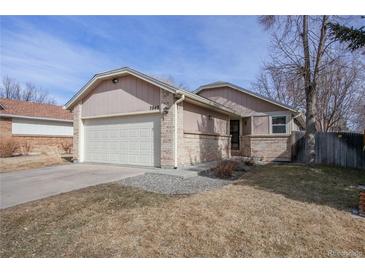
[230,120,240,150]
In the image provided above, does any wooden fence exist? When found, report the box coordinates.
[291,131,365,169]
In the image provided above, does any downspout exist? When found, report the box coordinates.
[174,92,185,168]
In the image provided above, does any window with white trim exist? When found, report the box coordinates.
[271,115,287,134]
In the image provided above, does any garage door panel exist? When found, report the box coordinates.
[109,129,119,139]
[140,128,151,137]
[119,153,128,163]
[107,141,119,152]
[128,155,138,165]
[129,141,139,152]
[140,142,152,151]
[83,114,160,167]
[128,128,138,137]
[120,129,128,137]
[109,153,122,163]
[120,141,129,151]
[139,155,151,164]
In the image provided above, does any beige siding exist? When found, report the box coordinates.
[183,102,228,135]
[82,75,160,117]
[199,87,287,116]
[253,116,269,135]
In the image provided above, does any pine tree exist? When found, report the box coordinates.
[328,19,365,51]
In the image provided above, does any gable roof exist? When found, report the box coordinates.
[64,67,179,110]
[0,98,73,122]
[195,81,299,113]
[64,67,242,117]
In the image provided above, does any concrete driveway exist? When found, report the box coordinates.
[0,164,147,209]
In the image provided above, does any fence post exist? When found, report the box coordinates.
[290,132,296,161]
[363,130,365,169]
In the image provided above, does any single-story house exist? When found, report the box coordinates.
[0,99,73,154]
[65,67,304,168]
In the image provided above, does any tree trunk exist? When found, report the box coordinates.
[302,15,316,164]
[305,85,317,164]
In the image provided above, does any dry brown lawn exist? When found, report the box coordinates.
[1,164,364,257]
[0,154,69,173]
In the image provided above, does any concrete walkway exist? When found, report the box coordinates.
[0,164,146,209]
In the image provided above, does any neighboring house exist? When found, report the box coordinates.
[0,99,73,154]
[65,67,304,168]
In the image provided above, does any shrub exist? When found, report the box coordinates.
[0,138,19,158]
[213,160,238,179]
[244,157,262,166]
[60,141,72,154]
[245,157,255,166]
[21,141,32,155]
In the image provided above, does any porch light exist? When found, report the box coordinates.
[112,78,119,84]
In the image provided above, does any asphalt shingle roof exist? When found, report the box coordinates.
[0,98,73,121]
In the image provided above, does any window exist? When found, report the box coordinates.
[271,116,287,134]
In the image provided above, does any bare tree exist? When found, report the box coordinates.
[0,76,56,104]
[1,76,22,99]
[351,96,365,132]
[258,15,345,164]
[315,58,362,132]
[253,67,305,110]
[254,56,363,132]
[154,74,188,90]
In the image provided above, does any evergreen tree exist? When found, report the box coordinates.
[328,19,365,51]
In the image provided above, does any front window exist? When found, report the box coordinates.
[271,116,287,134]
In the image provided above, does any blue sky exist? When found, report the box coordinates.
[0,16,270,104]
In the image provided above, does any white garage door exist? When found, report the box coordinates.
[83,114,161,167]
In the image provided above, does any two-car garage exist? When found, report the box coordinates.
[83,114,161,167]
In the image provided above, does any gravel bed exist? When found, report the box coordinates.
[117,172,240,194]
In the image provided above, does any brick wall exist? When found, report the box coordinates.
[177,101,184,166]
[0,118,12,138]
[241,135,291,161]
[181,132,231,165]
[160,89,176,168]
[72,103,81,161]
[241,136,251,157]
